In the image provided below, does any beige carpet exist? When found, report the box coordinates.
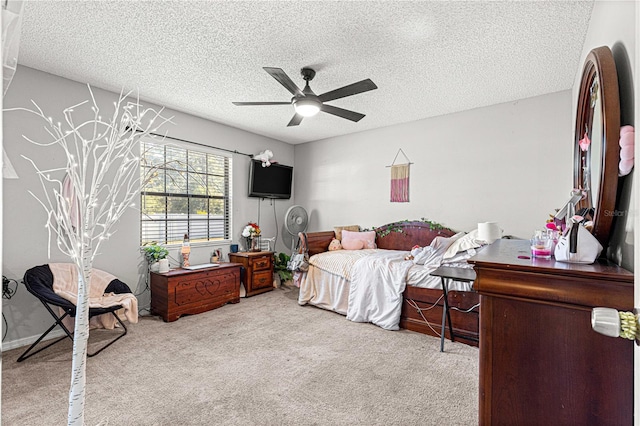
[2,288,479,425]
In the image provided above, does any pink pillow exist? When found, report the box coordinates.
[341,239,364,250]
[341,230,376,250]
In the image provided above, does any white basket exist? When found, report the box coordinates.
[260,237,275,252]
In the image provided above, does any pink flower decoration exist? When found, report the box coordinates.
[619,125,634,176]
[579,132,591,151]
[545,222,558,231]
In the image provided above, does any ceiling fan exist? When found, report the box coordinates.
[233,67,378,127]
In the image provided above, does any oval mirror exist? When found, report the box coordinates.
[573,46,620,250]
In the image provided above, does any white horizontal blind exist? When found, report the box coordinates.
[140,139,231,245]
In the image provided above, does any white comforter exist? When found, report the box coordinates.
[346,251,413,330]
[299,234,478,330]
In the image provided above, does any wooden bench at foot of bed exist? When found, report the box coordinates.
[401,285,479,346]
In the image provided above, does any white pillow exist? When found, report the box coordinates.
[443,229,483,259]
[412,232,464,265]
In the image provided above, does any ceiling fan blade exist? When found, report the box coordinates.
[232,101,291,106]
[287,114,304,127]
[320,104,366,122]
[264,67,303,97]
[318,79,377,103]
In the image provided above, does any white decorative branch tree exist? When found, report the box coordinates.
[6,86,171,425]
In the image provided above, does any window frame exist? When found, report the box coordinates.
[139,137,233,247]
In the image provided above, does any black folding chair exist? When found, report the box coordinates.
[17,264,131,362]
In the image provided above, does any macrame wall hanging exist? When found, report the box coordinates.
[387,148,413,203]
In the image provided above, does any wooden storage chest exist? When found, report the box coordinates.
[150,263,241,322]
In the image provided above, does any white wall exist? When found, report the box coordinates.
[294,90,573,239]
[574,1,636,271]
[2,66,295,349]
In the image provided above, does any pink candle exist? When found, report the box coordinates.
[532,247,552,257]
[531,230,554,259]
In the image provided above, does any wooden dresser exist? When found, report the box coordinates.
[150,263,241,322]
[227,251,274,297]
[470,240,633,425]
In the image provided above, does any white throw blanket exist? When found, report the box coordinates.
[50,263,138,330]
[346,251,414,330]
[309,249,377,281]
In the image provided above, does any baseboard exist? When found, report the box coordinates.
[1,329,66,352]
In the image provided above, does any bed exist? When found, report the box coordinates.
[298,221,480,346]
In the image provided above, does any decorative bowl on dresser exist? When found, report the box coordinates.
[227,251,274,297]
[150,263,241,322]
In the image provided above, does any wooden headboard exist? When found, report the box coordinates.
[305,221,455,256]
[306,231,337,256]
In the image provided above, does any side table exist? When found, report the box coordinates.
[430,266,478,352]
[227,251,274,297]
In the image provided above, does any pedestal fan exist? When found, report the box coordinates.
[284,205,309,252]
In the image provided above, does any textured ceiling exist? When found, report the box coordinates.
[17,1,593,144]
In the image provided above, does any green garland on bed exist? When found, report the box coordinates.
[418,218,449,231]
[366,218,450,238]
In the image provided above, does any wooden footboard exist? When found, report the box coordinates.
[401,286,479,346]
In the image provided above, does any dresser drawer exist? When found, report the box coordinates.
[252,270,273,290]
[251,255,272,271]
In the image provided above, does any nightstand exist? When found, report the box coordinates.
[227,251,274,297]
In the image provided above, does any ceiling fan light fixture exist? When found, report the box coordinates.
[233,67,377,126]
[293,98,321,117]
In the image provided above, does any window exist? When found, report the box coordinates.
[140,139,231,246]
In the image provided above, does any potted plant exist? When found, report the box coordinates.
[273,252,293,287]
[143,243,169,272]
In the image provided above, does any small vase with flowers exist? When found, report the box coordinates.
[242,222,262,252]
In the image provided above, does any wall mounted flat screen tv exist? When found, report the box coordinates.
[248,159,293,199]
